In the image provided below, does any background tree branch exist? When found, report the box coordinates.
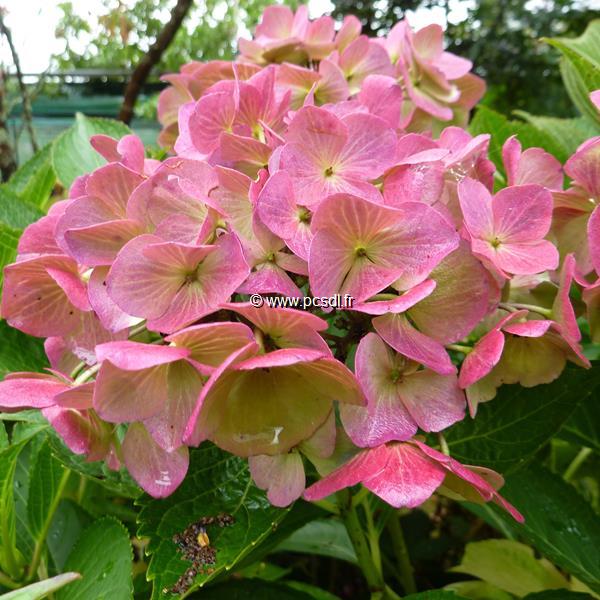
[118,0,194,124]
[0,9,38,154]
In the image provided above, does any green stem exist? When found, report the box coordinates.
[438,433,450,456]
[500,302,552,317]
[0,571,19,589]
[446,344,472,354]
[338,490,386,598]
[26,469,71,582]
[364,499,382,574]
[128,321,147,338]
[74,363,100,385]
[564,447,592,482]
[387,512,417,595]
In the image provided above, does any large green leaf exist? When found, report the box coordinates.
[0,435,39,577]
[55,517,133,600]
[545,20,600,123]
[472,465,600,593]
[450,539,568,596]
[444,363,600,472]
[51,113,131,189]
[0,321,49,381]
[46,499,92,572]
[5,144,56,210]
[511,112,599,164]
[27,439,69,537]
[275,519,357,564]
[137,444,317,599]
[0,573,80,600]
[0,187,44,230]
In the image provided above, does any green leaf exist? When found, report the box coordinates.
[137,444,313,599]
[476,465,600,593]
[5,144,56,210]
[0,223,21,293]
[55,517,133,600]
[468,106,565,172]
[275,519,357,564]
[0,187,44,230]
[444,363,600,472]
[545,20,600,123]
[47,499,92,572]
[47,430,140,498]
[0,321,48,381]
[186,580,311,599]
[0,422,7,449]
[557,381,600,452]
[450,539,568,596]
[0,572,80,600]
[51,113,131,189]
[0,438,35,577]
[511,112,600,164]
[27,439,69,537]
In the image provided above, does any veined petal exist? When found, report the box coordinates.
[122,423,189,498]
[373,313,455,375]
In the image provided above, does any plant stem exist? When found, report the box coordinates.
[26,469,70,582]
[74,363,101,385]
[446,344,472,354]
[387,512,417,595]
[438,433,450,456]
[0,571,19,589]
[364,498,382,574]
[337,490,386,598]
[564,447,592,482]
[311,499,340,515]
[500,302,552,317]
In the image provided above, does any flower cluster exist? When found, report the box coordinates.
[1,5,598,521]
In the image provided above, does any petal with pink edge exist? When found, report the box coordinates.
[166,322,255,366]
[363,443,447,508]
[144,360,204,451]
[249,452,305,507]
[589,206,600,275]
[96,341,189,370]
[1,255,84,338]
[373,313,455,375]
[341,333,417,446]
[493,185,553,242]
[93,360,170,422]
[408,243,491,344]
[458,178,494,239]
[88,267,140,333]
[122,423,189,498]
[146,233,249,333]
[0,376,68,410]
[304,445,389,501]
